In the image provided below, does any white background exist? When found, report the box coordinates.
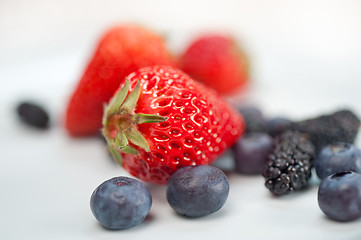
[1,1,361,239]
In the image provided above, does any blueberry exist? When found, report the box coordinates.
[90,177,152,230]
[233,132,273,174]
[314,142,361,179]
[16,102,49,128]
[318,171,361,222]
[166,165,229,218]
[266,117,293,137]
[238,106,266,133]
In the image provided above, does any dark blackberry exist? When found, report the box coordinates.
[262,131,315,196]
[293,109,360,153]
[16,102,49,129]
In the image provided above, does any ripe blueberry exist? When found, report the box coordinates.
[314,142,361,179]
[318,171,361,222]
[90,176,152,230]
[233,132,273,174]
[266,117,293,137]
[238,106,266,133]
[166,165,229,217]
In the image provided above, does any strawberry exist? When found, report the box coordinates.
[65,24,175,136]
[178,33,249,95]
[102,65,245,184]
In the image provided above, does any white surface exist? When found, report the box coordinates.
[1,1,361,239]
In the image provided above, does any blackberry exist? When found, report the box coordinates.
[262,131,315,196]
[293,109,360,153]
[16,102,49,129]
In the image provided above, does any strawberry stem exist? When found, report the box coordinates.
[102,79,130,126]
[132,114,168,124]
[121,81,140,113]
[125,126,150,152]
[108,143,123,164]
[109,79,129,114]
[102,80,168,160]
[114,132,128,149]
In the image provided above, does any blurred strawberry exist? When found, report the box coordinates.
[65,24,175,136]
[178,34,249,95]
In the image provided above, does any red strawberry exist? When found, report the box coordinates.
[65,24,175,136]
[102,65,245,184]
[178,33,249,95]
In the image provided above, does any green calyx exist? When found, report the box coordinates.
[102,79,168,164]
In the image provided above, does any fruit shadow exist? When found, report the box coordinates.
[96,134,125,166]
[145,182,168,204]
[170,207,229,222]
[144,181,229,222]
[262,175,321,201]
[93,215,154,232]
[224,167,322,202]
[319,213,361,224]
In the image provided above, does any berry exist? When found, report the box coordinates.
[65,24,175,136]
[16,102,49,129]
[318,171,361,222]
[178,34,249,95]
[238,106,267,133]
[293,109,360,153]
[266,117,293,137]
[262,131,315,195]
[233,132,273,174]
[102,66,245,184]
[90,176,152,230]
[166,165,229,217]
[314,142,361,179]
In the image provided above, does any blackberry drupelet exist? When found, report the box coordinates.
[293,109,360,153]
[262,131,315,196]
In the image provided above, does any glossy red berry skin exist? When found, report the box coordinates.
[179,34,249,95]
[65,24,175,136]
[116,66,245,184]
